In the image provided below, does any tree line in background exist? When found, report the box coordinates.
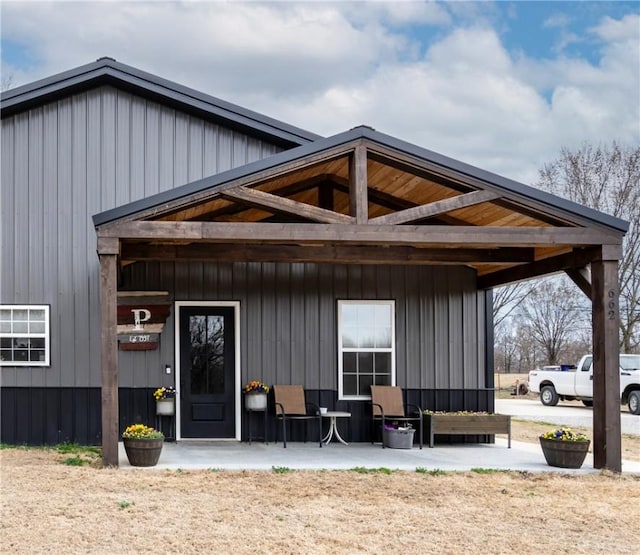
[494,142,640,373]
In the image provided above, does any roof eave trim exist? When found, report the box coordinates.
[1,58,321,146]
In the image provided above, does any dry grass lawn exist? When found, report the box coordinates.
[1,442,638,555]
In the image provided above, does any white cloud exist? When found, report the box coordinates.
[1,2,638,186]
[591,13,639,42]
[543,13,571,29]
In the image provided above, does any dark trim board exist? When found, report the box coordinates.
[0,387,159,446]
[1,387,494,446]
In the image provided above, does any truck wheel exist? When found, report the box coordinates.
[582,400,593,407]
[629,391,640,415]
[540,385,559,406]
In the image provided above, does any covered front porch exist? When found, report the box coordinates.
[95,126,628,470]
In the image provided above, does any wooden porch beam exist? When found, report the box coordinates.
[97,237,120,255]
[565,267,592,298]
[99,222,620,248]
[370,190,500,225]
[99,250,119,467]
[478,248,601,289]
[591,248,622,472]
[349,143,368,224]
[318,182,335,211]
[120,243,535,265]
[221,186,353,224]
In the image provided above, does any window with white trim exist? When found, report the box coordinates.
[338,300,395,399]
[0,305,50,366]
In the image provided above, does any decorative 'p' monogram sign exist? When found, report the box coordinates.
[131,308,152,331]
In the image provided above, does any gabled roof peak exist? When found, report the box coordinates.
[1,58,320,147]
[350,124,376,132]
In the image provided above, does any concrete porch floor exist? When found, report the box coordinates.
[118,438,640,473]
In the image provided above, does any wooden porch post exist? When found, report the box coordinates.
[98,238,120,467]
[349,143,368,224]
[591,245,622,472]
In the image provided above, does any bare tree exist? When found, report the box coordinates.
[492,283,534,328]
[537,142,640,352]
[494,321,520,373]
[1,72,14,91]
[518,277,583,365]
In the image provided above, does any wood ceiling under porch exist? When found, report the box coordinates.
[95,127,626,471]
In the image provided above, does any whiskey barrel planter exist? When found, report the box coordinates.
[539,437,590,468]
[424,413,511,448]
[123,438,164,467]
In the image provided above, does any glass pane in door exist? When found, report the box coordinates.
[189,314,224,394]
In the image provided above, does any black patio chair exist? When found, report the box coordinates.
[273,385,322,448]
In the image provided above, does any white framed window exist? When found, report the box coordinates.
[338,300,395,400]
[0,305,50,366]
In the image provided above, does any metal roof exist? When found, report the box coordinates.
[0,57,321,147]
[93,125,629,234]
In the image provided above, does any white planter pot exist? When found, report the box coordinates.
[156,398,175,416]
[245,393,267,411]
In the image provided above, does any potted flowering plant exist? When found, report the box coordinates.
[122,424,164,467]
[154,386,176,415]
[539,427,590,468]
[243,380,269,410]
[153,386,176,400]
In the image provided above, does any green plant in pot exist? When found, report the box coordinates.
[539,427,590,469]
[122,424,164,467]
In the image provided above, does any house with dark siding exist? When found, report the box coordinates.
[1,58,627,470]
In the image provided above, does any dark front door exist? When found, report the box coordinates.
[179,306,236,438]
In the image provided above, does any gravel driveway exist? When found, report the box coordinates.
[495,398,640,435]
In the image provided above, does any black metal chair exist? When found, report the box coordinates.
[370,385,423,449]
[273,385,322,448]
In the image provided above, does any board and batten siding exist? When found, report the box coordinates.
[121,262,487,392]
[0,85,282,388]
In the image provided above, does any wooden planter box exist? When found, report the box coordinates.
[424,413,511,448]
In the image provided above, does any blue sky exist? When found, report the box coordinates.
[1,1,638,184]
[499,1,637,61]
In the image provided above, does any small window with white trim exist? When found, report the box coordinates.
[338,300,395,400]
[0,305,50,366]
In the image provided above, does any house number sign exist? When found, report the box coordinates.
[116,303,171,350]
[608,290,616,321]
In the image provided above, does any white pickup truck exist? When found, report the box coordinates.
[528,354,640,414]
